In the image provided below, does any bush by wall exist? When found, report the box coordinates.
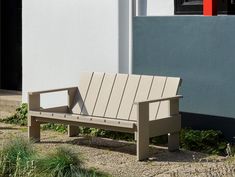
[1,103,28,126]
[180,129,228,155]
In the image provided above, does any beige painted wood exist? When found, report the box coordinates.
[149,115,181,137]
[68,125,79,137]
[170,98,180,116]
[41,106,69,113]
[135,95,183,104]
[72,72,93,114]
[29,111,136,129]
[117,75,140,120]
[168,132,180,151]
[68,87,78,113]
[28,94,40,111]
[81,72,104,115]
[129,75,153,121]
[34,117,136,133]
[28,72,182,161]
[28,93,40,131]
[68,88,80,136]
[105,74,128,118]
[137,102,149,161]
[148,76,167,120]
[93,73,116,117]
[156,77,181,119]
[167,98,180,151]
[28,116,40,142]
[28,87,78,95]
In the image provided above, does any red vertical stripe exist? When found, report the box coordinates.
[203,0,217,16]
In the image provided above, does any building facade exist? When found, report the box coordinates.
[1,0,235,140]
[21,0,175,107]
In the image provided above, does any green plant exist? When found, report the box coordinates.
[0,136,110,177]
[0,136,35,176]
[80,127,134,141]
[180,129,227,155]
[36,147,82,177]
[36,147,109,177]
[1,103,28,126]
[42,123,68,133]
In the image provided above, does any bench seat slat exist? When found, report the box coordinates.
[29,111,136,129]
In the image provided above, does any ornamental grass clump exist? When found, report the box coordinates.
[0,136,109,177]
[36,147,109,177]
[0,136,35,176]
[36,147,83,177]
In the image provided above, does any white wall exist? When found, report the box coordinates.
[138,0,174,16]
[147,0,174,16]
[23,0,131,106]
[23,0,174,106]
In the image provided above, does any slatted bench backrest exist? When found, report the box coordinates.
[72,72,181,121]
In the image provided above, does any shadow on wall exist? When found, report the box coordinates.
[118,0,130,73]
[182,112,235,143]
[138,0,147,15]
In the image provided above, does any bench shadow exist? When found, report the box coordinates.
[0,127,20,130]
[39,136,212,163]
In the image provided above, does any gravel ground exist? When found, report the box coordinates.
[0,105,15,119]
[0,121,234,177]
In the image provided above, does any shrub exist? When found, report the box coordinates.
[180,129,227,155]
[1,103,28,126]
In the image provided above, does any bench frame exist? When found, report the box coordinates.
[28,86,182,161]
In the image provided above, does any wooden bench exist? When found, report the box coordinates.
[28,72,182,160]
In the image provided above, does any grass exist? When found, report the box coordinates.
[36,147,83,177]
[0,136,35,176]
[35,147,110,177]
[0,136,110,177]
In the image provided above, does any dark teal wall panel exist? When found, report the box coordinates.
[133,16,235,118]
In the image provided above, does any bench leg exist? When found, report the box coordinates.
[168,132,180,151]
[68,125,79,137]
[28,116,40,142]
[137,130,149,161]
[136,102,149,161]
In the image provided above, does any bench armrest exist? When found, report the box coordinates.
[28,87,78,111]
[134,95,183,104]
[28,87,78,95]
